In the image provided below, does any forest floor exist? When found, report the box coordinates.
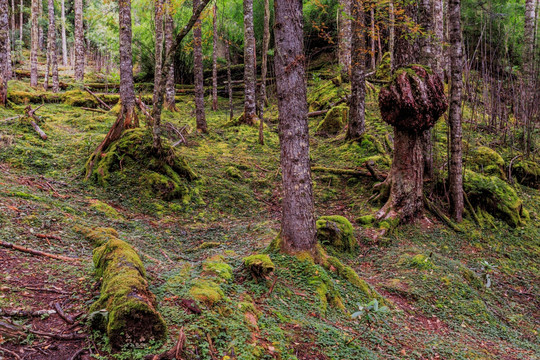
[0,59,539,360]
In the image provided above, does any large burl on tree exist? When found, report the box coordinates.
[375,65,447,225]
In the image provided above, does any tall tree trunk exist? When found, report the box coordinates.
[260,0,270,106]
[448,0,463,221]
[0,0,8,106]
[44,0,58,92]
[4,20,10,79]
[211,3,218,111]
[370,5,376,70]
[193,0,207,132]
[347,0,366,140]
[432,0,444,79]
[164,0,176,111]
[153,0,163,104]
[226,38,233,121]
[60,0,67,66]
[338,0,352,80]
[74,0,84,81]
[38,0,43,51]
[18,0,21,44]
[85,0,138,179]
[389,0,395,70]
[30,0,38,86]
[10,0,14,47]
[274,0,316,254]
[523,0,536,156]
[243,0,257,124]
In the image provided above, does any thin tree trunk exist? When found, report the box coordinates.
[4,21,10,79]
[389,0,395,70]
[347,0,366,140]
[38,0,43,51]
[30,0,38,86]
[0,0,8,106]
[370,5,376,70]
[74,0,84,81]
[153,0,163,104]
[18,0,21,45]
[10,0,14,46]
[523,0,536,156]
[45,0,58,92]
[338,0,352,80]
[226,39,233,121]
[211,3,218,111]
[274,0,316,254]
[193,0,207,132]
[243,0,257,124]
[432,0,444,78]
[60,0,67,66]
[260,0,270,106]
[164,0,176,111]
[448,0,463,221]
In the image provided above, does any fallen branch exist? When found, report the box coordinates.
[0,241,80,262]
[68,348,86,360]
[0,308,56,317]
[83,86,112,110]
[423,196,464,233]
[136,97,155,126]
[365,160,384,181]
[29,329,86,340]
[507,155,522,185]
[312,165,383,179]
[0,346,21,360]
[24,105,47,140]
[36,234,62,241]
[81,107,107,114]
[54,302,75,324]
[307,95,349,118]
[0,115,23,123]
[145,327,187,360]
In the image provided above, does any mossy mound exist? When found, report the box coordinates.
[189,278,225,305]
[61,90,100,107]
[87,228,167,349]
[467,146,505,178]
[398,253,436,270]
[512,159,540,189]
[316,106,349,135]
[307,79,347,112]
[7,80,52,104]
[88,128,196,201]
[316,215,355,252]
[243,254,275,278]
[203,255,233,281]
[464,170,526,227]
[88,199,123,220]
[375,52,391,80]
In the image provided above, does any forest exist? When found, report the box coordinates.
[0,0,538,358]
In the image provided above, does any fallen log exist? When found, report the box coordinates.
[54,302,75,324]
[83,86,112,110]
[308,96,349,118]
[77,227,167,349]
[311,165,385,179]
[0,241,80,262]
[0,308,56,317]
[24,105,47,140]
[424,195,464,233]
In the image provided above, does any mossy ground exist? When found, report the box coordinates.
[0,61,538,359]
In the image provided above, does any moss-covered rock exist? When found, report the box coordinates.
[87,229,167,349]
[243,254,275,278]
[398,253,435,270]
[88,199,123,220]
[316,215,355,252]
[189,279,224,305]
[88,128,197,201]
[356,215,375,225]
[512,159,540,189]
[203,255,233,281]
[316,106,348,135]
[464,170,526,227]
[467,146,505,177]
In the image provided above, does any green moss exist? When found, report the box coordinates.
[189,279,224,305]
[375,52,391,80]
[513,160,540,188]
[88,199,123,220]
[316,106,349,134]
[225,166,243,179]
[464,170,526,227]
[243,254,275,277]
[399,253,435,270]
[356,215,375,225]
[62,90,99,107]
[203,256,233,280]
[316,215,355,252]
[467,146,505,177]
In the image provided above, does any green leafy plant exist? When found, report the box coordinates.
[351,299,389,328]
[481,260,497,288]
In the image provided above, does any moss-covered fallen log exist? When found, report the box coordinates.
[76,226,167,348]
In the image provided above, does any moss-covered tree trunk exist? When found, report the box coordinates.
[44,0,59,93]
[274,0,316,254]
[260,0,270,106]
[73,0,84,81]
[0,0,8,106]
[243,0,257,125]
[338,0,351,80]
[30,0,38,86]
[60,0,67,66]
[211,3,218,111]
[163,0,176,111]
[153,0,164,105]
[448,0,463,221]
[85,0,138,179]
[226,38,234,121]
[523,0,537,156]
[193,0,207,132]
[346,0,366,140]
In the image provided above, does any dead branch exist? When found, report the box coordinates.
[83,86,112,110]
[423,195,464,233]
[81,107,107,114]
[365,160,384,181]
[0,115,23,123]
[136,97,155,126]
[0,346,21,360]
[36,234,62,241]
[68,348,86,360]
[312,165,385,179]
[54,302,75,324]
[0,308,56,317]
[145,327,187,360]
[24,105,48,140]
[307,95,349,118]
[0,241,80,262]
[29,329,86,340]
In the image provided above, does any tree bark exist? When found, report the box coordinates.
[338,0,352,80]
[74,0,84,81]
[18,0,21,44]
[432,0,444,79]
[193,0,207,132]
[164,0,176,111]
[0,0,8,106]
[274,0,316,254]
[30,0,38,86]
[60,0,67,66]
[10,0,13,47]
[523,0,536,156]
[370,5,376,70]
[448,0,463,221]
[260,0,270,106]
[44,0,58,92]
[226,38,234,121]
[211,3,218,111]
[347,0,366,140]
[153,0,163,104]
[243,0,257,125]
[38,0,43,51]
[389,0,395,70]
[4,13,10,80]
